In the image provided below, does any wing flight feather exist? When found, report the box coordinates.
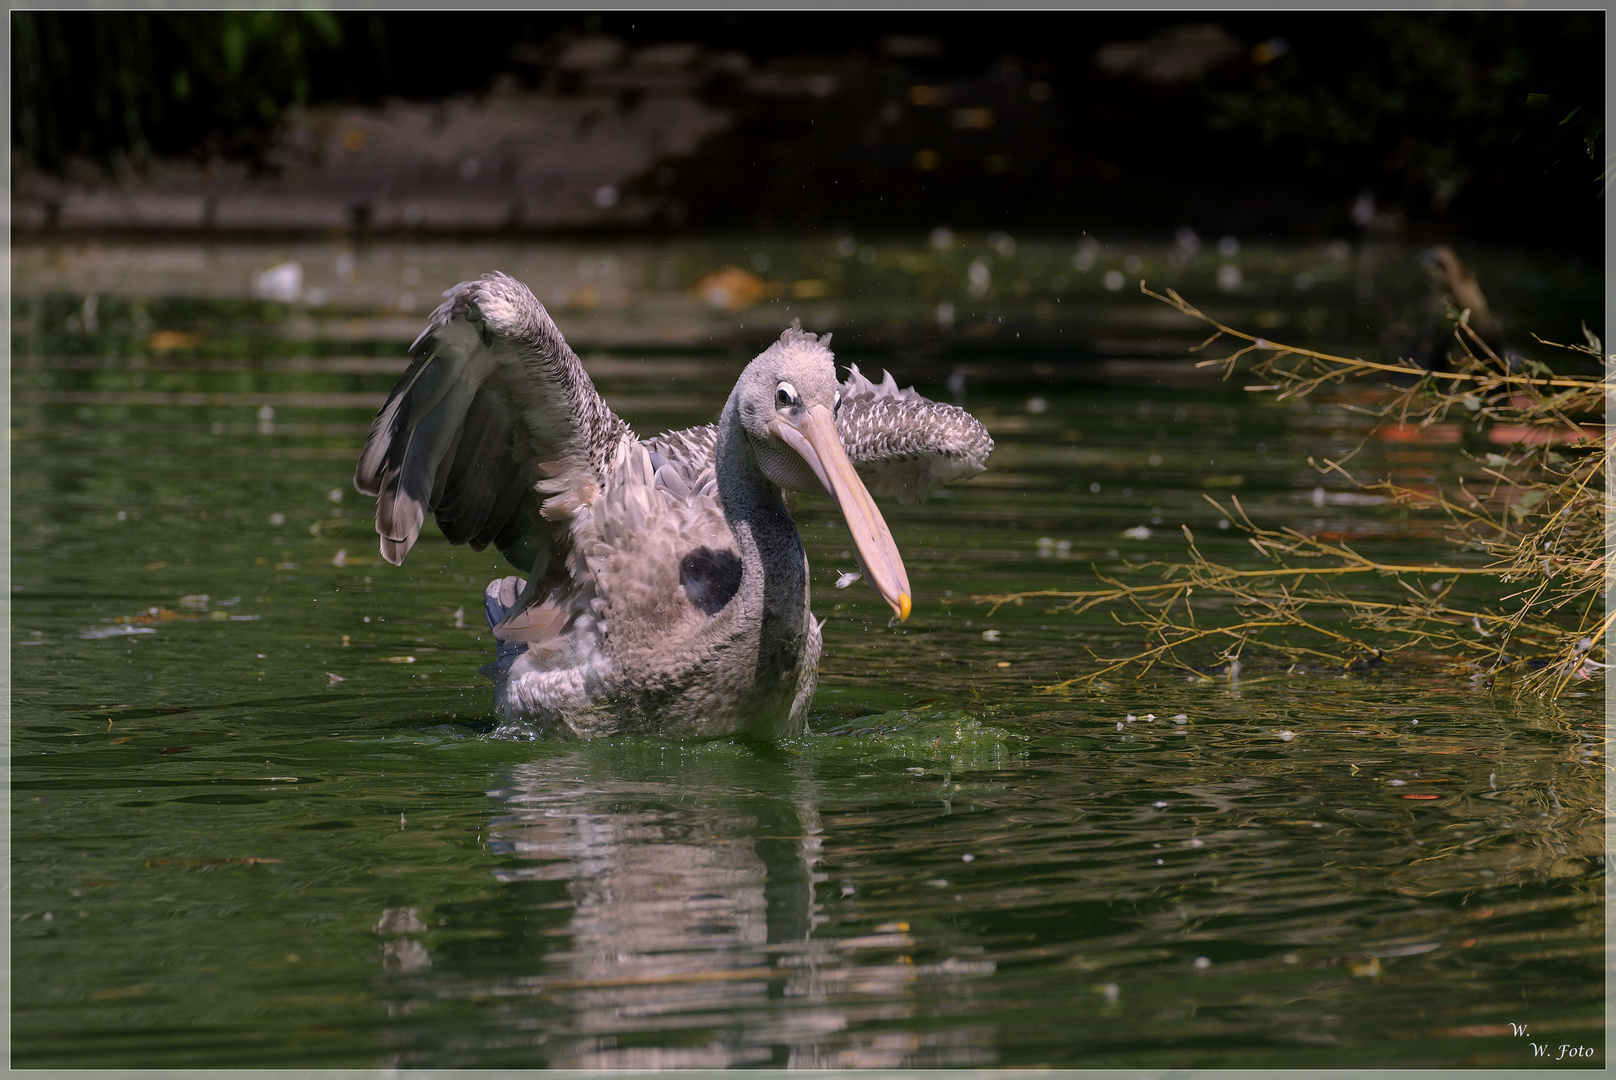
[636,365,991,505]
[355,272,629,569]
[833,364,993,502]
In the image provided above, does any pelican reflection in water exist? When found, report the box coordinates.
[356,273,991,738]
[374,749,999,1068]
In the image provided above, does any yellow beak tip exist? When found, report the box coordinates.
[897,594,912,622]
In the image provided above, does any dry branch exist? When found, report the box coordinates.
[978,282,1609,698]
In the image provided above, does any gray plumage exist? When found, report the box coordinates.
[355,272,993,740]
[637,364,994,506]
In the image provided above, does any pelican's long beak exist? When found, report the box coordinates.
[770,403,912,621]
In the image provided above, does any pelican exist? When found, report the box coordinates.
[355,273,992,739]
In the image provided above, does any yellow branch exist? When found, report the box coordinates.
[1144,283,1608,393]
[977,560,1503,612]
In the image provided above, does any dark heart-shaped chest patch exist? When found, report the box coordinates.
[679,546,743,615]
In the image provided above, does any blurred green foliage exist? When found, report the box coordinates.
[13,12,362,171]
[8,11,1603,250]
[1205,13,1604,209]
[11,12,571,174]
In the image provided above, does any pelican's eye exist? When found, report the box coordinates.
[776,382,798,409]
[833,389,842,414]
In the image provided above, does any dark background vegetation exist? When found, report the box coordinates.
[12,10,1605,253]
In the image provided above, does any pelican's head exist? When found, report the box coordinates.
[730,323,911,622]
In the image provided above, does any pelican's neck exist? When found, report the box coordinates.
[715,400,811,675]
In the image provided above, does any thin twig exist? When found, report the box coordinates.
[976,284,1608,698]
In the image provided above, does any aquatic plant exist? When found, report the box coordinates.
[980,283,1608,699]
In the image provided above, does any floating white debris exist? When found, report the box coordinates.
[1100,982,1120,1003]
[1122,525,1152,540]
[1188,838,1205,848]
[1366,942,1441,959]
[1279,730,1295,741]
[254,261,303,303]
[1172,713,1188,723]
[326,672,346,685]
[269,513,285,527]
[961,853,975,862]
[1154,801,1168,808]
[834,569,863,589]
[69,294,99,334]
[1194,955,1212,970]
[967,258,991,298]
[79,625,156,640]
[981,629,1001,642]
[1388,779,1407,786]
[1309,486,1389,507]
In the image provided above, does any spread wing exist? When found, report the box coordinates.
[638,365,992,506]
[353,272,630,573]
[834,364,993,502]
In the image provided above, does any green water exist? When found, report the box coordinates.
[11,234,1603,1069]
